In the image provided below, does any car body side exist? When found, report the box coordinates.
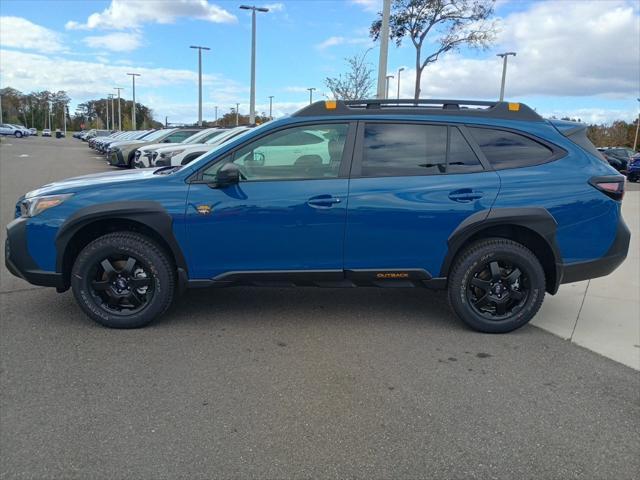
[6,113,628,297]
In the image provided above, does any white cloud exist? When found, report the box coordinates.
[0,49,217,98]
[84,31,142,52]
[65,0,236,30]
[316,35,372,50]
[351,0,380,13]
[263,3,285,12]
[0,16,66,53]
[389,1,639,102]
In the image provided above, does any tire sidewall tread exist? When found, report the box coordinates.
[71,231,175,328]
[448,238,546,333]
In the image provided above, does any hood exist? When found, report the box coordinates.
[139,142,180,153]
[26,168,161,198]
[110,139,147,149]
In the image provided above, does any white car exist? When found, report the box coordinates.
[0,124,29,137]
[29,128,37,136]
[42,129,52,137]
[152,127,252,167]
[133,128,226,168]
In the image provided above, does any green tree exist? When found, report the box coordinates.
[370,0,497,99]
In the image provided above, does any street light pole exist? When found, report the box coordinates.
[397,67,405,99]
[109,94,115,130]
[127,73,140,129]
[114,87,123,131]
[496,52,516,102]
[307,88,316,105]
[240,5,269,125]
[190,45,210,126]
[106,95,110,130]
[376,0,391,98]
[268,95,274,119]
[235,103,240,126]
[214,106,218,126]
[385,75,394,99]
[633,98,640,152]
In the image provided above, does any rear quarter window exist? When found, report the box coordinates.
[468,127,554,169]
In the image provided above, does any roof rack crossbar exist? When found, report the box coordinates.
[292,99,543,122]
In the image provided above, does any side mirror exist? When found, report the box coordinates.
[211,163,240,188]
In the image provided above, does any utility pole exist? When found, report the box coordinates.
[235,103,240,126]
[634,98,640,151]
[106,95,110,130]
[214,106,218,125]
[127,73,140,129]
[109,94,115,130]
[190,45,210,126]
[268,95,274,119]
[0,93,3,123]
[376,0,391,99]
[240,5,269,124]
[64,105,67,136]
[397,67,405,99]
[114,87,123,131]
[307,88,316,105]
[496,52,516,102]
[385,75,394,99]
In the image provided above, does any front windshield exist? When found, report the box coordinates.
[140,129,171,141]
[183,129,224,145]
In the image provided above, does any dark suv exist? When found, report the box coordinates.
[5,100,630,332]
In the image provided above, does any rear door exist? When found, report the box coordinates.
[344,121,500,278]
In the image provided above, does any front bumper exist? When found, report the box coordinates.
[108,150,126,166]
[558,215,631,285]
[5,217,65,289]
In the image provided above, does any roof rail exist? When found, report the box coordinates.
[293,99,543,122]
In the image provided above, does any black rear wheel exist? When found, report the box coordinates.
[71,232,175,328]
[448,238,545,333]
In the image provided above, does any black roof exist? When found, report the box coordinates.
[293,99,544,122]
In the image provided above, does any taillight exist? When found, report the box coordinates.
[589,176,625,201]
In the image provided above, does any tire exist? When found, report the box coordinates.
[14,131,22,138]
[447,238,545,333]
[71,232,176,328]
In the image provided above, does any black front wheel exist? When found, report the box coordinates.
[448,238,545,333]
[71,232,175,328]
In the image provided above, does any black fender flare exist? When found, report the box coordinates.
[55,201,188,280]
[440,207,562,293]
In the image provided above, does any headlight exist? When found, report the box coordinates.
[162,149,185,159]
[20,193,74,218]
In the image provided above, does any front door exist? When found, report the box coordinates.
[344,121,500,278]
[185,122,354,280]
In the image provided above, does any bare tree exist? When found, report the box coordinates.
[370,0,497,99]
[325,51,375,100]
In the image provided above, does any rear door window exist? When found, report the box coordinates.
[360,123,483,177]
[447,128,484,173]
[468,127,553,169]
[361,123,447,177]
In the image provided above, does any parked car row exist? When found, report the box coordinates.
[597,146,639,182]
[79,126,253,169]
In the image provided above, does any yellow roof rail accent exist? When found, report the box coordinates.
[325,100,337,110]
[508,102,521,111]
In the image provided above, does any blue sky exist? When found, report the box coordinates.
[1,0,638,124]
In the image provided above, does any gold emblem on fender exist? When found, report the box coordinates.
[376,272,409,279]
[196,205,212,215]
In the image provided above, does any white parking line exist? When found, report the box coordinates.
[19,154,29,157]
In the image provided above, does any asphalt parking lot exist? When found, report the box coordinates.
[1,136,639,479]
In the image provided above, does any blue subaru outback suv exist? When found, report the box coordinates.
[5,100,630,332]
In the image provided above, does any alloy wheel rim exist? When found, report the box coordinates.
[466,259,529,320]
[89,254,154,315]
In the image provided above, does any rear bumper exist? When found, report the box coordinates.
[558,215,630,286]
[5,217,65,289]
